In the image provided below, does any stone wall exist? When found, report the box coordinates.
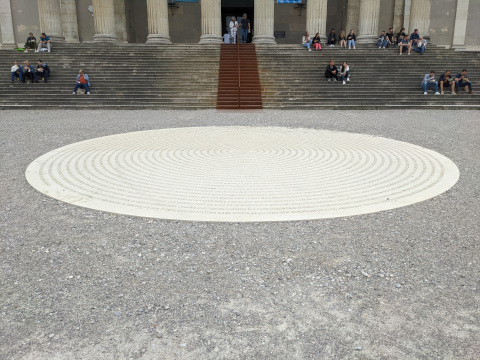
[168,3,202,44]
[273,4,305,44]
[378,0,395,33]
[76,0,94,42]
[465,0,480,47]
[429,0,456,48]
[11,0,40,44]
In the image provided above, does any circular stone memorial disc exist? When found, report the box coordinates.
[26,127,459,222]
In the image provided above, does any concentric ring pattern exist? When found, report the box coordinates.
[25,127,459,222]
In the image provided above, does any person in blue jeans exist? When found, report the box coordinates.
[410,29,420,46]
[73,69,91,94]
[454,69,473,94]
[377,31,389,48]
[240,14,250,43]
[412,36,427,55]
[11,61,22,82]
[422,70,440,95]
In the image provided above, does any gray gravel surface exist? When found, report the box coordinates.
[1,110,479,359]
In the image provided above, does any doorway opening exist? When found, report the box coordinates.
[222,0,254,43]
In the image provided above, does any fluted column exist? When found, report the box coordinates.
[452,0,469,49]
[253,0,276,44]
[60,0,79,43]
[345,0,360,36]
[93,0,118,42]
[199,0,222,44]
[393,0,405,33]
[403,0,411,33]
[306,0,328,43]
[0,0,16,49]
[146,0,171,44]
[357,0,381,44]
[409,0,431,39]
[38,0,65,42]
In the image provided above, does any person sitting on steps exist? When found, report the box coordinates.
[438,70,455,95]
[36,60,50,83]
[37,33,51,52]
[399,35,412,55]
[340,62,350,85]
[412,36,427,55]
[25,33,36,52]
[386,28,395,48]
[327,29,336,47]
[454,69,474,94]
[339,31,347,48]
[395,28,406,47]
[377,30,389,49]
[325,60,338,81]
[422,70,440,95]
[302,31,312,52]
[11,61,22,83]
[347,29,356,49]
[21,60,36,83]
[73,69,91,95]
[410,29,420,47]
[312,33,322,51]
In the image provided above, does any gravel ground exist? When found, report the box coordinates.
[1,110,479,360]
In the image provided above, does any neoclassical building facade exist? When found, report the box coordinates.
[0,0,478,50]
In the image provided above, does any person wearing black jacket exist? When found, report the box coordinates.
[347,29,356,49]
[386,28,394,47]
[327,29,337,47]
[36,60,50,83]
[325,60,338,81]
[396,28,406,46]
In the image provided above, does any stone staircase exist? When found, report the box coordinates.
[256,45,480,109]
[0,43,220,109]
[217,44,262,109]
[1,43,479,110]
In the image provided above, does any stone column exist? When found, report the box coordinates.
[199,0,222,44]
[452,0,469,49]
[403,0,411,32]
[409,0,431,39]
[357,0,380,44]
[345,0,360,35]
[0,0,16,49]
[60,0,79,43]
[146,0,171,44]
[393,0,405,33]
[306,0,328,43]
[253,0,276,44]
[114,0,128,42]
[38,0,65,42]
[93,0,118,42]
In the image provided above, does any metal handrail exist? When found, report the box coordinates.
[237,41,240,107]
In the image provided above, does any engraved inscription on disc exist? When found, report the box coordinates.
[26,127,459,222]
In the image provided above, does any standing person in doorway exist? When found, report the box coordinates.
[229,16,238,44]
[240,14,250,43]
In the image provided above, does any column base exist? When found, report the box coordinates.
[356,35,377,44]
[199,34,222,44]
[0,43,16,50]
[146,34,172,44]
[49,35,66,43]
[252,35,276,45]
[93,34,118,43]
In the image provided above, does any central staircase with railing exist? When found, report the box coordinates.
[216,43,262,109]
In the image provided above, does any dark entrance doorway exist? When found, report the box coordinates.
[221,0,254,43]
